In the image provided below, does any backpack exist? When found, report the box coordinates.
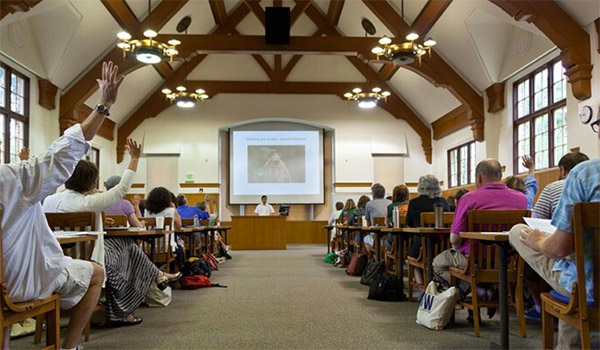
[368,273,406,302]
[346,253,368,276]
[181,257,213,277]
[203,253,219,271]
[179,275,227,289]
[324,252,337,264]
[360,261,385,285]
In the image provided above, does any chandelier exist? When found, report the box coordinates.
[344,87,390,109]
[161,87,209,108]
[116,0,180,64]
[371,34,435,65]
[370,0,435,65]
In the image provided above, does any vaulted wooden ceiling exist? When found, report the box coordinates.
[1,0,595,164]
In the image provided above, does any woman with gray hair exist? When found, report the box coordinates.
[406,175,450,295]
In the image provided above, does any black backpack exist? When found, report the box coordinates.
[360,261,385,286]
[181,257,213,277]
[368,273,407,302]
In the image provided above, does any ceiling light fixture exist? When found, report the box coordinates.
[370,0,436,65]
[116,0,180,64]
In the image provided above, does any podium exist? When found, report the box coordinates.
[229,216,287,250]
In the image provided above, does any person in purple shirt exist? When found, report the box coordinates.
[432,159,527,306]
[176,195,209,220]
[104,175,144,228]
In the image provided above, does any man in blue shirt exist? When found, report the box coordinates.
[509,148,599,348]
[176,195,209,220]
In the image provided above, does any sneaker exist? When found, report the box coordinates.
[524,306,541,321]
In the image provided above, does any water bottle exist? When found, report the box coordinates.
[193,214,199,228]
[434,204,443,228]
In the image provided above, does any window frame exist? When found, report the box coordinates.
[512,57,566,174]
[447,140,476,188]
[0,62,30,164]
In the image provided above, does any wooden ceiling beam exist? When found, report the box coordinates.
[379,64,399,81]
[290,0,311,27]
[209,0,228,26]
[411,0,452,38]
[363,0,484,142]
[186,80,365,95]
[302,2,432,163]
[244,0,266,27]
[490,0,592,100]
[431,105,469,140]
[100,0,140,35]
[327,0,345,25]
[158,34,379,55]
[1,0,42,20]
[281,55,303,81]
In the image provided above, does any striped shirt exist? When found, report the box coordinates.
[532,180,565,219]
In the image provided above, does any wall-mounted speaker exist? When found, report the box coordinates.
[265,7,290,45]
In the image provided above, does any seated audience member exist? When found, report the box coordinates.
[145,187,183,230]
[363,184,391,255]
[137,197,147,217]
[384,185,410,250]
[197,195,219,221]
[44,140,180,327]
[505,155,538,209]
[176,194,208,220]
[104,175,144,228]
[356,195,370,218]
[433,160,526,315]
[454,188,469,205]
[0,62,119,350]
[406,175,450,287]
[338,198,357,224]
[509,154,599,348]
[328,201,344,250]
[196,200,216,221]
[255,195,275,216]
[520,152,589,321]
[448,196,457,212]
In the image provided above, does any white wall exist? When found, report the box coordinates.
[117,94,432,196]
[432,24,600,188]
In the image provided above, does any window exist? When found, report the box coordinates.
[448,141,476,188]
[0,62,29,164]
[513,58,567,173]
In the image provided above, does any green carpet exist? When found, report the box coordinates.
[12,245,549,349]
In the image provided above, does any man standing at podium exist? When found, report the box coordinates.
[255,195,275,216]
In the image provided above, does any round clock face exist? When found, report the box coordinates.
[579,105,593,124]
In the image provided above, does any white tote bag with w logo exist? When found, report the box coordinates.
[416,281,459,330]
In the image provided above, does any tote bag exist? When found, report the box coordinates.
[416,281,459,330]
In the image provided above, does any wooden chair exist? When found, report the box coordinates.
[179,218,203,257]
[449,209,530,338]
[37,212,99,344]
[140,217,176,272]
[105,214,128,228]
[406,212,453,301]
[541,202,599,349]
[384,215,406,275]
[0,212,61,350]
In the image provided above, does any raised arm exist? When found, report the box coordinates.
[84,139,141,211]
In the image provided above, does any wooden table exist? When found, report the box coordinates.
[324,225,334,253]
[402,227,451,283]
[106,229,171,262]
[461,232,511,350]
[55,232,101,260]
[56,235,98,245]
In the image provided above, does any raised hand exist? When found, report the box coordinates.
[521,155,535,175]
[96,61,125,109]
[125,138,141,159]
[18,147,30,161]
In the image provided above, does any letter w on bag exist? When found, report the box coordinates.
[420,294,435,312]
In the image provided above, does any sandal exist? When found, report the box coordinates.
[109,315,143,327]
[157,272,182,290]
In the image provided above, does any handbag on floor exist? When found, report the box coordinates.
[346,253,368,276]
[416,281,459,330]
[334,249,349,268]
[367,273,406,302]
[360,261,385,285]
[145,283,172,307]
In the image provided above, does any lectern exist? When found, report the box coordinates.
[229,216,287,250]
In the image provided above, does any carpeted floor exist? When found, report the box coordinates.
[13,245,548,349]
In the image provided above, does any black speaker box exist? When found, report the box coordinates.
[265,7,290,45]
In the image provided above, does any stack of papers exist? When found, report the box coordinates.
[524,217,557,234]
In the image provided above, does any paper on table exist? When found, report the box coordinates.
[524,217,557,234]
[54,231,105,237]
[480,231,510,235]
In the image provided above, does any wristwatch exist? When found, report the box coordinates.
[94,104,110,117]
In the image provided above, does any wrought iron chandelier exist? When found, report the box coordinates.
[370,0,436,65]
[116,0,180,64]
[344,87,391,109]
[161,86,209,108]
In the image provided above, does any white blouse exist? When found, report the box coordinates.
[0,125,88,302]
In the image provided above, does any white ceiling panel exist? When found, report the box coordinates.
[390,68,461,124]
[555,0,600,26]
[286,55,365,82]
[159,0,215,35]
[85,65,163,125]
[236,11,264,35]
[337,0,394,37]
[388,0,429,26]
[187,54,270,81]
[125,0,160,23]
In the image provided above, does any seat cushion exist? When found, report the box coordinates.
[549,290,594,308]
